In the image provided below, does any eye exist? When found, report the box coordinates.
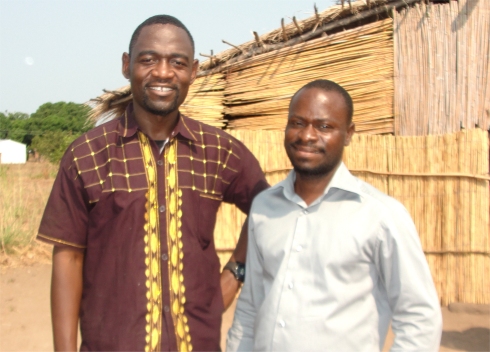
[316,123,331,131]
[140,57,156,64]
[288,119,303,128]
[171,58,187,67]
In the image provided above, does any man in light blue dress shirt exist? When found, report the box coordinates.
[227,80,442,351]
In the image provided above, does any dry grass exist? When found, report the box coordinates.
[0,162,56,265]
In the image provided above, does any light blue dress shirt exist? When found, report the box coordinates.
[227,163,442,352]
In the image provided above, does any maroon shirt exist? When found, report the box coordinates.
[38,103,268,351]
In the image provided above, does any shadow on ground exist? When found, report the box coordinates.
[441,328,490,351]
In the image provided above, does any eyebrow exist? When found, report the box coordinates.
[136,50,190,61]
[289,114,330,121]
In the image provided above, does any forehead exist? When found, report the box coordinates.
[132,24,193,55]
[290,88,348,118]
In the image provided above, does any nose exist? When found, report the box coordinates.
[151,60,174,80]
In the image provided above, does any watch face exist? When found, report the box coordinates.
[225,262,245,282]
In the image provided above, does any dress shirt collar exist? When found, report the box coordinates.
[277,162,362,207]
[117,102,198,142]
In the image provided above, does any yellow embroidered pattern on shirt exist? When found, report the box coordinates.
[139,132,163,352]
[165,138,192,352]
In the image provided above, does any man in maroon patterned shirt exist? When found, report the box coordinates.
[38,15,268,351]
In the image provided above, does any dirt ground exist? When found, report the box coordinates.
[1,263,489,352]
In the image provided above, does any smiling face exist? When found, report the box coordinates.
[285,87,355,178]
[122,24,198,118]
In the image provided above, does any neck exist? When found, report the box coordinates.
[294,165,339,206]
[132,104,179,141]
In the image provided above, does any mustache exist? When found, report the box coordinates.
[144,81,178,89]
[290,141,326,154]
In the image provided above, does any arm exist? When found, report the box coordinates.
[220,137,269,309]
[377,207,442,351]
[51,246,84,351]
[221,220,248,310]
[226,216,262,352]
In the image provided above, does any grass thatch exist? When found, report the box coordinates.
[223,19,394,133]
[199,0,424,73]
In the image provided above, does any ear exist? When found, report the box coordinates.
[189,59,199,84]
[122,52,130,79]
[344,123,355,146]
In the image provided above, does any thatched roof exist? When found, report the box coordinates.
[89,0,441,122]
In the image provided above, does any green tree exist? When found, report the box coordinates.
[25,102,93,146]
[0,111,30,142]
[29,102,94,164]
[31,131,79,164]
[2,102,94,163]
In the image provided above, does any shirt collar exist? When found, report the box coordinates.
[274,162,362,206]
[116,102,198,142]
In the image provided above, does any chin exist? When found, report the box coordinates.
[144,101,178,116]
[293,162,335,178]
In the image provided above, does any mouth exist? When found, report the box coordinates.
[145,85,177,97]
[148,86,173,92]
[291,143,323,155]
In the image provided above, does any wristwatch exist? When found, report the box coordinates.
[224,261,245,283]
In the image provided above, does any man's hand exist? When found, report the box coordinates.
[221,220,248,310]
[51,246,84,351]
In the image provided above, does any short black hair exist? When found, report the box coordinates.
[290,79,354,124]
[128,15,195,55]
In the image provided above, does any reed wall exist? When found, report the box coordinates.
[221,19,394,134]
[179,74,226,128]
[394,0,490,135]
[215,128,490,305]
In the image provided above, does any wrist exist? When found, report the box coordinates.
[223,261,245,283]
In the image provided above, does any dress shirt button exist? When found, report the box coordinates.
[159,205,166,212]
[278,319,286,328]
[288,282,294,289]
[295,245,303,252]
[157,160,163,166]
[303,209,309,214]
[164,305,170,312]
[161,253,168,261]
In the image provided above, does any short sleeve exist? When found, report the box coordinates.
[37,149,90,250]
[221,137,269,214]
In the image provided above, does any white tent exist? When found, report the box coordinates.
[0,139,27,164]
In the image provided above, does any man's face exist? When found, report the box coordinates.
[284,87,355,178]
[122,24,198,117]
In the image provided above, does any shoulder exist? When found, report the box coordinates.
[68,118,121,158]
[181,115,248,149]
[57,118,122,171]
[354,177,414,228]
[250,181,286,210]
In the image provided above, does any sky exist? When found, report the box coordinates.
[0,0,336,115]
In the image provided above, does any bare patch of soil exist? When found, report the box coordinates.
[1,263,489,352]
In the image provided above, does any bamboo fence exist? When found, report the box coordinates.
[222,19,394,134]
[215,128,490,305]
[394,0,490,135]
